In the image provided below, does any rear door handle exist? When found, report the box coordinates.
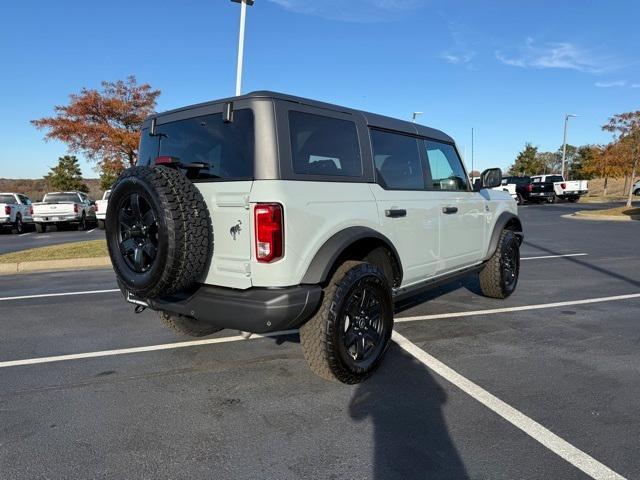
[385,208,407,218]
[442,206,458,214]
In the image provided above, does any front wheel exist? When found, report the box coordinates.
[479,229,520,299]
[300,261,394,384]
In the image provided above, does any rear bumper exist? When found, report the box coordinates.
[559,190,587,197]
[147,284,323,334]
[33,215,80,223]
[96,213,106,220]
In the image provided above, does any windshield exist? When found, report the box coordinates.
[44,193,80,203]
[138,109,254,180]
[0,194,15,203]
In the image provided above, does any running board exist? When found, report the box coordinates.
[392,263,484,303]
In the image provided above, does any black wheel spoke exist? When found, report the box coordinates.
[119,209,136,228]
[142,209,156,227]
[130,193,142,219]
[133,246,144,271]
[142,242,157,261]
[119,238,136,255]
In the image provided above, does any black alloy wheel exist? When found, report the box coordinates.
[501,236,519,292]
[338,281,388,371]
[117,193,158,274]
[14,215,24,234]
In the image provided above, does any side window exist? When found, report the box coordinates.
[19,195,31,205]
[424,140,469,191]
[370,130,424,190]
[288,111,362,177]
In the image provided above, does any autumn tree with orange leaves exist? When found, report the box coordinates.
[32,76,160,189]
[602,111,640,207]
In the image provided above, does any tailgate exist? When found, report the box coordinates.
[33,203,76,215]
[195,181,253,289]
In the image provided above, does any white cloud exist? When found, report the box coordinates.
[440,23,475,67]
[495,38,607,73]
[267,0,425,22]
[632,83,640,88]
[594,80,626,88]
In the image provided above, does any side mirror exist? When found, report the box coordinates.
[474,168,502,191]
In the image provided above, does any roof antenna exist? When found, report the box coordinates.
[223,102,234,123]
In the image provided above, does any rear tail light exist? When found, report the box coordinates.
[254,203,283,263]
[4,206,10,215]
[74,204,79,213]
[95,203,99,212]
[526,184,532,193]
[561,182,567,190]
[29,206,33,215]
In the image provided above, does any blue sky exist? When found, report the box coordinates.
[1,0,639,178]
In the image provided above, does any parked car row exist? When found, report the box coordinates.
[0,190,112,234]
[501,175,589,204]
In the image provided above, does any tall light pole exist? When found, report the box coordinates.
[412,112,423,123]
[231,0,254,96]
[561,114,577,178]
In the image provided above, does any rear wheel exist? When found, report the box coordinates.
[12,215,24,234]
[479,229,520,299]
[547,194,557,204]
[300,261,394,384]
[35,223,46,233]
[568,196,579,203]
[159,311,223,337]
[77,213,87,231]
[516,193,524,205]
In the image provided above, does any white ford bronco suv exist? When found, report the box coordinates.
[106,91,522,384]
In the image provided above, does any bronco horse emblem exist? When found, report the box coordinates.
[230,220,242,240]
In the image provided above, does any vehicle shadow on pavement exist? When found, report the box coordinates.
[349,344,469,479]
[524,240,640,288]
[394,277,482,315]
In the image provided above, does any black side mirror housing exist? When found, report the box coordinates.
[474,168,502,191]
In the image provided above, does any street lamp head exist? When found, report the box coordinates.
[231,0,254,4]
[412,112,423,122]
[566,113,578,118]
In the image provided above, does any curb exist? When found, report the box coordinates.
[0,256,112,275]
[563,212,635,222]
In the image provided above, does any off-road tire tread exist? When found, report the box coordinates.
[300,261,393,384]
[109,166,212,298]
[479,229,518,299]
[159,311,222,337]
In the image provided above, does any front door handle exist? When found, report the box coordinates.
[442,206,458,214]
[385,208,407,218]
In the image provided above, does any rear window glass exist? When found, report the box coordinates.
[44,193,79,203]
[0,195,15,203]
[547,175,563,182]
[288,111,362,177]
[139,110,254,180]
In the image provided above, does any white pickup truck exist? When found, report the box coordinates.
[471,177,518,203]
[32,191,96,232]
[0,193,33,234]
[530,174,588,203]
[95,189,111,229]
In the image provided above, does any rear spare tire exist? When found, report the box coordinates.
[106,165,212,299]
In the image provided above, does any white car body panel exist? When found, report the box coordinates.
[531,175,588,197]
[195,180,517,290]
[0,193,33,226]
[33,192,96,224]
[95,190,111,220]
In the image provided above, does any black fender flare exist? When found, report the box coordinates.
[484,212,523,261]
[301,227,402,285]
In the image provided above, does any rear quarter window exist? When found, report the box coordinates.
[288,111,362,177]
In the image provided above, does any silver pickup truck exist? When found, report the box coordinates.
[32,191,96,232]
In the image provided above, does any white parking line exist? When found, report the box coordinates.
[0,289,119,302]
[393,331,625,480]
[0,330,299,369]
[521,253,588,261]
[86,228,96,234]
[19,232,32,237]
[394,293,640,323]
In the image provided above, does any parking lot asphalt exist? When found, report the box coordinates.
[0,226,105,255]
[1,202,639,479]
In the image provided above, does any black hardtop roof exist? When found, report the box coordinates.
[149,90,454,144]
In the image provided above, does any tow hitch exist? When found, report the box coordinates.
[126,291,149,313]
